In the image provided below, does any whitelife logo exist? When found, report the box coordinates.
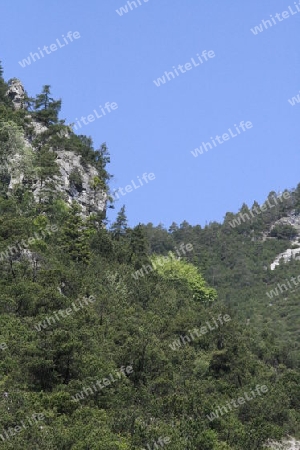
[34,295,96,331]
[250,2,300,35]
[153,50,215,87]
[266,274,300,299]
[228,192,291,228]
[69,102,118,132]
[132,243,193,280]
[0,224,58,262]
[288,90,300,106]
[0,413,45,443]
[169,314,231,351]
[71,365,133,402]
[142,436,171,450]
[116,0,149,16]
[55,102,118,139]
[18,31,81,68]
[206,385,268,422]
[111,172,155,201]
[191,121,253,157]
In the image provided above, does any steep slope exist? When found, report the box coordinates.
[269,213,300,269]
[0,66,299,449]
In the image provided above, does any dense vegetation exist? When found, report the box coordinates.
[0,63,299,449]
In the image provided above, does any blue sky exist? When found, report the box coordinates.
[1,0,300,228]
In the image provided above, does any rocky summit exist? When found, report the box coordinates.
[2,79,107,217]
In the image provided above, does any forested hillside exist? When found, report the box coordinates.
[0,64,299,449]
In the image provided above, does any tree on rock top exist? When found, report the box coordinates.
[34,85,61,126]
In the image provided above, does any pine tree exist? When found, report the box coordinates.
[94,142,112,183]
[129,223,149,268]
[168,221,179,233]
[111,205,127,240]
[23,91,35,111]
[0,61,9,104]
[34,146,60,188]
[0,62,5,98]
[34,85,61,125]
[59,203,91,264]
[0,61,11,105]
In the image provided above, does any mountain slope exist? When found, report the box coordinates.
[0,66,299,449]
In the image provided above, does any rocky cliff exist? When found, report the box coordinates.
[269,212,300,270]
[3,79,107,217]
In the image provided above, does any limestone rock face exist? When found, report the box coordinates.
[265,437,300,449]
[30,119,48,136]
[7,143,107,217]
[4,81,107,218]
[6,79,25,109]
[269,211,300,270]
[53,150,107,215]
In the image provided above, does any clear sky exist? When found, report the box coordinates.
[1,0,300,228]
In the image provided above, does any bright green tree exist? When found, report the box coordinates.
[151,252,217,302]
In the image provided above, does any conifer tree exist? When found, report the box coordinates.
[34,85,61,125]
[59,203,91,264]
[111,205,128,240]
[34,146,60,187]
[94,142,112,183]
[0,61,9,104]
[129,223,149,268]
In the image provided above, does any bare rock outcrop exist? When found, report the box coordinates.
[265,437,300,449]
[6,78,25,109]
[270,212,300,270]
[4,80,107,218]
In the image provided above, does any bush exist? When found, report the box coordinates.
[69,168,83,192]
